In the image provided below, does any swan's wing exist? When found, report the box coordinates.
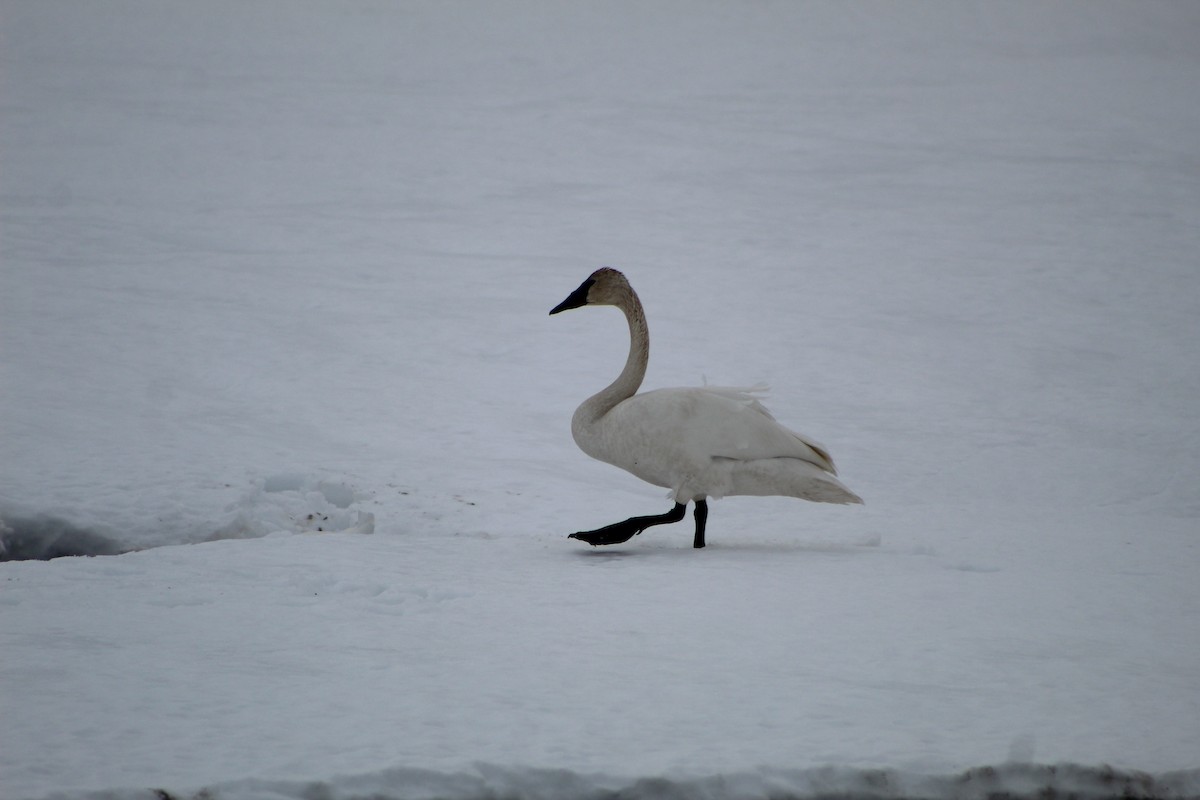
[620,386,839,474]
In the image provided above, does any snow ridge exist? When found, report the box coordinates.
[39,763,1200,800]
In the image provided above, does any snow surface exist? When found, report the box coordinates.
[2,1,1199,798]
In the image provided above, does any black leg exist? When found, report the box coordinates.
[569,502,686,546]
[693,499,708,549]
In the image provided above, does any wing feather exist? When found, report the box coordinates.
[616,386,838,475]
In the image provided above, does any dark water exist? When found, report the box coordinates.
[0,515,126,561]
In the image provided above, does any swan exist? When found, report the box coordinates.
[550,267,862,548]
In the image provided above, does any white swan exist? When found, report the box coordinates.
[550,267,862,548]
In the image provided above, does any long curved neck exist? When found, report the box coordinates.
[576,288,649,425]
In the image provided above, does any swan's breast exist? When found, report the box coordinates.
[572,393,705,490]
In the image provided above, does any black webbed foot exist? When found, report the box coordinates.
[568,522,641,547]
[567,503,687,547]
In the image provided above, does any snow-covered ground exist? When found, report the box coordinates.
[2,2,1199,798]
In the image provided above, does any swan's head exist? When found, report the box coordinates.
[549,268,632,315]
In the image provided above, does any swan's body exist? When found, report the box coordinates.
[551,267,861,548]
[576,385,858,505]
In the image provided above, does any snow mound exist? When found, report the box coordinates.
[209,473,375,542]
[39,764,1200,800]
